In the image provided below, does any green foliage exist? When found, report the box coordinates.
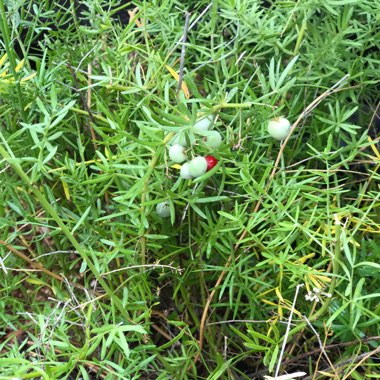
[0,0,379,378]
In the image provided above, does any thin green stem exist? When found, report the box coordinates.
[294,20,307,56]
[0,0,27,122]
[278,215,342,342]
[0,139,129,321]
[139,132,175,264]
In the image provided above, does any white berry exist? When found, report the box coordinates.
[156,201,171,218]
[180,162,193,179]
[169,144,187,163]
[268,117,291,141]
[205,131,222,149]
[188,156,208,178]
[193,114,214,134]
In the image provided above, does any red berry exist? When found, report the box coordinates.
[205,155,218,171]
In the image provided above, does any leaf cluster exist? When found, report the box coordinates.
[0,0,379,379]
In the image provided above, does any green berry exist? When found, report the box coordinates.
[169,144,187,163]
[180,162,193,179]
[188,156,208,178]
[156,201,171,218]
[193,114,214,134]
[205,131,222,149]
[268,117,291,141]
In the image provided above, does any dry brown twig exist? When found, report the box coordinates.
[177,12,190,95]
[67,63,98,150]
[342,344,380,380]
[0,239,102,297]
[250,335,380,379]
[193,74,350,367]
[302,344,380,380]
[368,100,380,131]
[303,315,337,379]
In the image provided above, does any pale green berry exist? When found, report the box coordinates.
[169,144,187,163]
[205,131,222,149]
[156,201,171,218]
[268,117,291,141]
[193,114,214,134]
[180,162,193,179]
[188,156,208,178]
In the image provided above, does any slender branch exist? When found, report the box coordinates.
[193,75,350,366]
[67,63,98,149]
[139,131,175,265]
[0,141,129,320]
[249,336,380,378]
[207,319,295,326]
[275,284,304,378]
[303,345,380,380]
[268,75,350,181]
[0,239,102,296]
[0,0,27,121]
[303,315,337,377]
[237,74,350,247]
[368,100,380,130]
[177,12,190,95]
[101,263,183,276]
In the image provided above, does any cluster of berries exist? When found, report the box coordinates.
[156,114,221,218]
[168,114,220,179]
[156,115,292,217]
